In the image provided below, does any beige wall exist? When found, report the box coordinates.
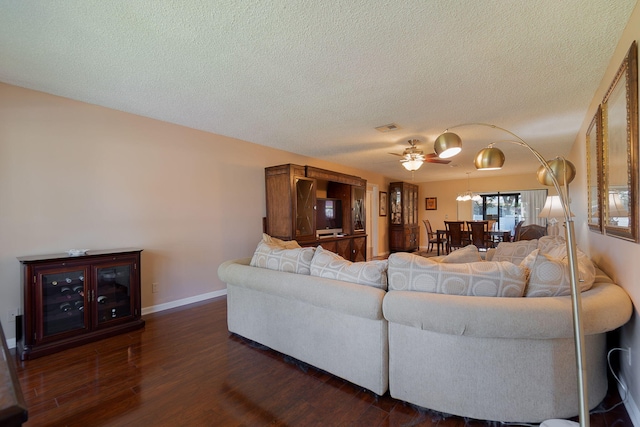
[569,2,640,419]
[0,83,390,342]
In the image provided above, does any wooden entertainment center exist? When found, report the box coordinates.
[265,164,367,261]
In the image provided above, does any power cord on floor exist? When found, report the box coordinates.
[590,347,629,415]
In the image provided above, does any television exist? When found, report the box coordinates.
[316,198,343,237]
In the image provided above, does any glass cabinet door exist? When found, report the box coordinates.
[38,268,88,340]
[295,177,315,239]
[390,185,402,225]
[352,185,365,232]
[95,264,133,326]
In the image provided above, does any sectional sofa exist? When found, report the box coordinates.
[216,236,633,423]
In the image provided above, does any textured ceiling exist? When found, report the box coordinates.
[0,1,636,181]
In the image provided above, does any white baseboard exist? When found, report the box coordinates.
[619,377,640,427]
[4,290,228,349]
[141,289,227,316]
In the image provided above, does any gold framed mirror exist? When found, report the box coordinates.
[602,41,638,242]
[586,106,603,232]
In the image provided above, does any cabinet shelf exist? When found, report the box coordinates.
[18,248,144,360]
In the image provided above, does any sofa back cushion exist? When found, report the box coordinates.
[310,246,388,290]
[250,241,315,274]
[537,235,565,254]
[492,239,539,265]
[440,245,483,263]
[387,252,527,297]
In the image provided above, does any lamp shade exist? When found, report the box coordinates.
[608,192,628,217]
[474,147,505,170]
[538,195,573,219]
[536,158,576,187]
[434,132,462,159]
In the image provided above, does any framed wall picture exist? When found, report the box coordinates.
[586,106,603,233]
[602,41,638,242]
[379,191,387,216]
[425,197,437,210]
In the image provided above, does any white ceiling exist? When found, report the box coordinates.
[0,1,636,181]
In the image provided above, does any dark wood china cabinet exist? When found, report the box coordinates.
[389,181,420,252]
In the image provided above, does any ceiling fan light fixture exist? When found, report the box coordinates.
[474,147,505,170]
[401,158,424,171]
[434,132,462,159]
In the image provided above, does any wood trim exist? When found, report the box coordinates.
[305,166,366,187]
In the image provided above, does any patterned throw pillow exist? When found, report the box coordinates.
[250,241,315,274]
[520,249,595,297]
[537,235,566,254]
[261,233,301,249]
[440,245,482,263]
[310,246,388,290]
[492,239,539,265]
[387,252,526,297]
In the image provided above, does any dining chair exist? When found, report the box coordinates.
[444,221,468,253]
[423,219,444,254]
[466,221,493,251]
[513,220,525,241]
[517,224,547,241]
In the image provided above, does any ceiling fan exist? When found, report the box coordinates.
[389,139,451,171]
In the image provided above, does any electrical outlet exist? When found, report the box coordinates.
[7,308,20,323]
[152,282,158,293]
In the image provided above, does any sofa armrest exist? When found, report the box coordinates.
[382,281,632,339]
[218,258,386,321]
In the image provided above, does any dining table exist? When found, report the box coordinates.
[435,229,512,255]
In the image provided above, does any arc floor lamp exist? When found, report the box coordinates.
[435,123,586,427]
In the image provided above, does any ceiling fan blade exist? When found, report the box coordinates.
[424,158,451,164]
[388,152,405,157]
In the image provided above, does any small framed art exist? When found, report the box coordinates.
[379,192,387,216]
[425,197,437,210]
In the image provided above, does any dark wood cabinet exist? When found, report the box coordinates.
[17,249,145,360]
[389,182,420,252]
[303,234,366,262]
[265,164,367,261]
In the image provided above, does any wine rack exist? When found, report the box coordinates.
[18,249,145,360]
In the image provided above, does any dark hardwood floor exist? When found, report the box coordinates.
[14,296,633,426]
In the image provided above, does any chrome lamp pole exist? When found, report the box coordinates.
[435,123,588,427]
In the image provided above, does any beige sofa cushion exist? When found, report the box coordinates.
[492,239,538,265]
[521,248,596,297]
[388,252,527,297]
[310,246,388,290]
[250,240,315,274]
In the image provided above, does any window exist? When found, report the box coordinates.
[474,190,547,234]
[475,193,521,233]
